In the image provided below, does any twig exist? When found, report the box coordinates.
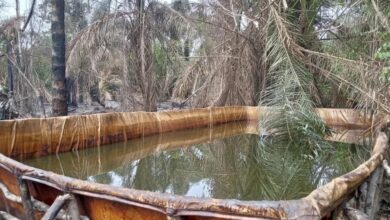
[370,0,390,33]
[3,54,39,96]
[21,0,36,32]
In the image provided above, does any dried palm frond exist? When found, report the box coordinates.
[66,3,196,110]
[171,1,266,107]
[66,12,134,107]
[172,57,206,99]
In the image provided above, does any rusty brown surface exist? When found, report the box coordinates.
[0,107,387,219]
[81,196,165,220]
[0,166,20,195]
[0,107,260,160]
[0,107,370,160]
[0,197,25,219]
[28,180,61,207]
[0,166,37,219]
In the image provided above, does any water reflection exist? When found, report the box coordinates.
[22,122,370,201]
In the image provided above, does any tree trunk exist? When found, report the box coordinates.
[51,0,68,116]
[15,0,22,69]
[6,42,13,93]
[138,0,157,112]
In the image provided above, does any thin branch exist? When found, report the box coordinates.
[370,0,390,33]
[4,53,39,96]
[21,0,36,32]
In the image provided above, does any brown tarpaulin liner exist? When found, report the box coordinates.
[0,107,388,219]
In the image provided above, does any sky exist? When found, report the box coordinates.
[1,0,31,17]
[0,0,193,18]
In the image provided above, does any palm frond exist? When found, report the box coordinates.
[260,3,329,147]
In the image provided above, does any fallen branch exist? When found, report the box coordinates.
[0,182,88,220]
[0,182,22,203]
[344,207,369,220]
[67,194,81,220]
[42,194,71,220]
[17,178,34,220]
[0,211,19,220]
[365,165,384,220]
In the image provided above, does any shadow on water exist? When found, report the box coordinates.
[22,122,371,201]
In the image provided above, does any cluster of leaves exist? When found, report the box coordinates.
[375,41,390,82]
[374,0,390,83]
[259,1,329,150]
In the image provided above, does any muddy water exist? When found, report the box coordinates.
[21,122,370,201]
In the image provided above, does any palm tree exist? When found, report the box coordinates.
[51,0,67,116]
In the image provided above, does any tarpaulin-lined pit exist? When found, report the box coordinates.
[0,106,387,219]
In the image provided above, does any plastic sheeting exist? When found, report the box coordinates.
[0,106,387,220]
[0,107,259,160]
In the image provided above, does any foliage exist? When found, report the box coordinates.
[0,0,388,117]
[259,0,329,149]
[31,36,52,89]
[375,42,390,82]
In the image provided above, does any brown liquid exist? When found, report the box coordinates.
[22,122,369,201]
